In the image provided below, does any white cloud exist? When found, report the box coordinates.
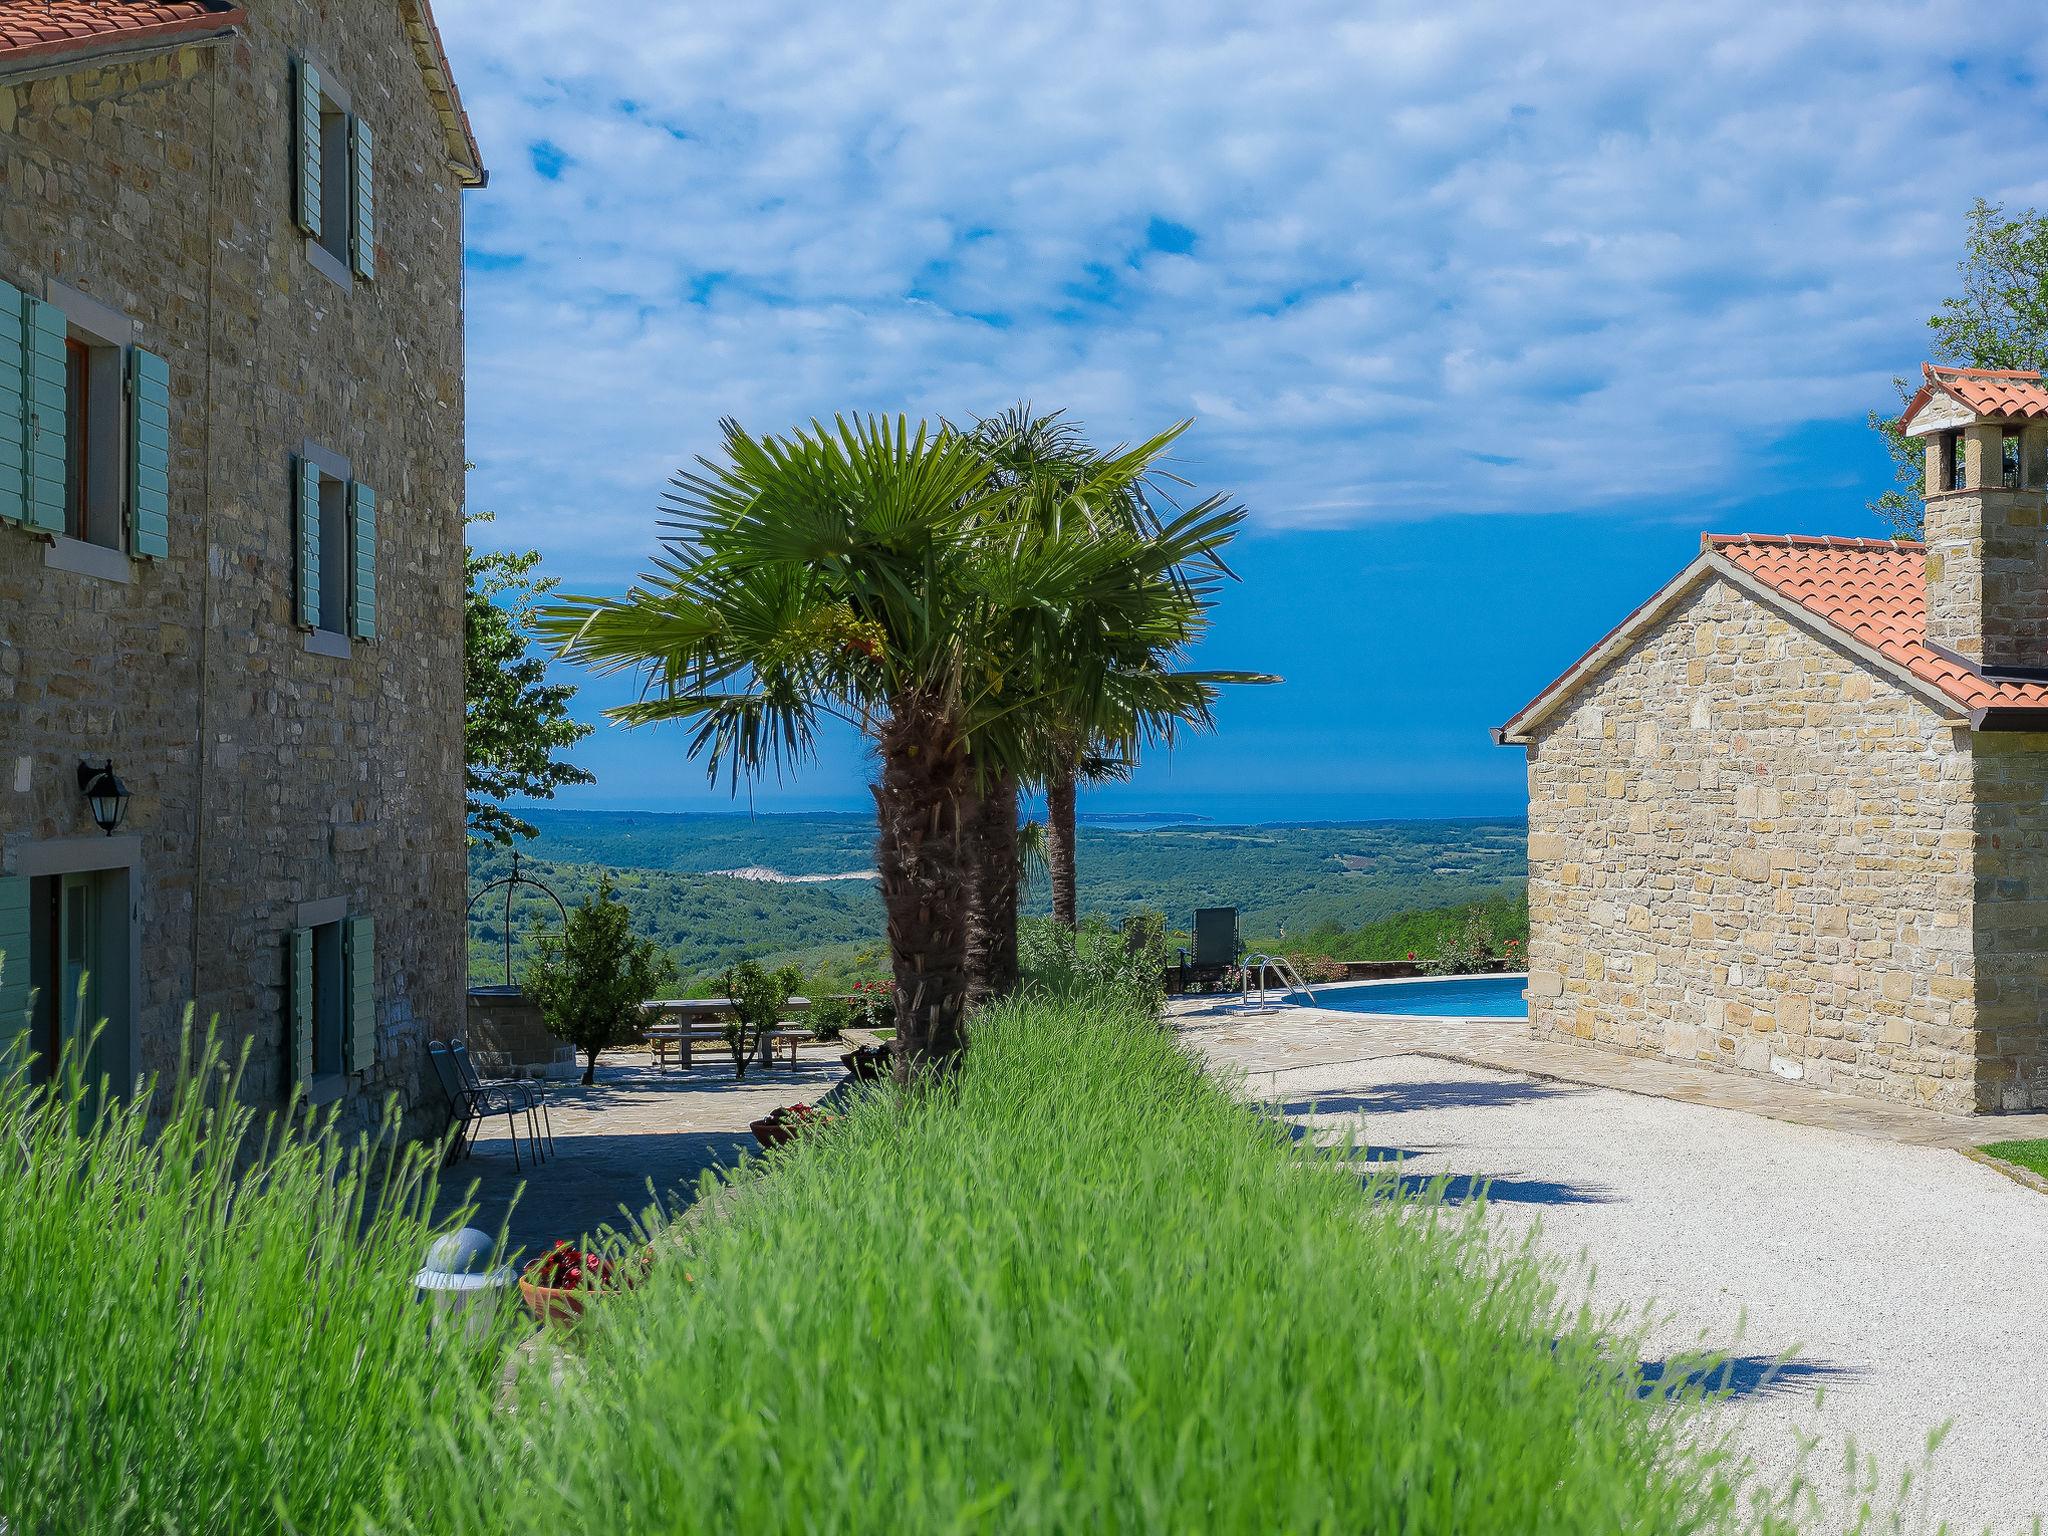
[432,0,2048,580]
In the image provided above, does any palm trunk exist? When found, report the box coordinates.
[873,697,972,1080]
[965,774,1021,1004]
[1046,764,1078,930]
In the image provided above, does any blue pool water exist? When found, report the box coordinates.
[1302,974,1528,1018]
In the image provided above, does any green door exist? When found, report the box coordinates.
[58,873,98,1081]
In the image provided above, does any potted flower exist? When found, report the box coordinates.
[518,1239,647,1326]
[749,1101,836,1148]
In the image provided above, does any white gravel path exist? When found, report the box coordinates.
[1255,1052,2048,1535]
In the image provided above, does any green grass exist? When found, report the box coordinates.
[1981,1137,2048,1180]
[0,1030,514,1534]
[404,991,1790,1535]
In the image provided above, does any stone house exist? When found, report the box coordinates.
[1497,364,2048,1114]
[0,1,485,1137]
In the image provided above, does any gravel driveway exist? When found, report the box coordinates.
[1245,1050,2048,1534]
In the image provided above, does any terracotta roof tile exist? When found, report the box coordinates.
[1707,533,2048,713]
[1899,363,2048,432]
[0,1,241,65]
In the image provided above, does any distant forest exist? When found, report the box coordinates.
[469,810,1528,989]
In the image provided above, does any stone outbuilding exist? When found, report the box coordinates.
[0,1,485,1136]
[1498,364,2048,1114]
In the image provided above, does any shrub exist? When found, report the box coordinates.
[403,989,1790,1535]
[0,1031,511,1533]
[1421,904,1504,976]
[1020,915,1165,1015]
[524,874,675,1083]
[806,992,856,1041]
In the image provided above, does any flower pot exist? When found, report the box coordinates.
[518,1277,590,1327]
[749,1115,797,1149]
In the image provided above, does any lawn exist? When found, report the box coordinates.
[1981,1137,2048,1181]
[404,988,1793,1535]
[3,990,1803,1533]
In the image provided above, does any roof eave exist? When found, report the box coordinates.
[401,0,486,188]
[1495,544,1981,746]
[1493,550,1718,745]
[0,9,244,81]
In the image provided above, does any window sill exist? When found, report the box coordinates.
[44,535,131,584]
[305,1072,347,1107]
[304,238,353,293]
[304,629,352,659]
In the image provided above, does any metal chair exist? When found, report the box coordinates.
[453,1039,552,1161]
[427,1040,532,1169]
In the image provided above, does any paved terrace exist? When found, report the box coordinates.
[431,1041,852,1261]
[1177,994,2048,1533]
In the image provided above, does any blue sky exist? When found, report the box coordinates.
[433,2,2048,823]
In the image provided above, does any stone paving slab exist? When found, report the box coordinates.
[432,1043,850,1263]
[1172,997,2048,1149]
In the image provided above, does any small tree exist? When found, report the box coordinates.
[720,960,803,1081]
[523,877,673,1084]
[466,512,595,845]
[1870,200,2048,539]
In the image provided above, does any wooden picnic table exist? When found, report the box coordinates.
[641,1011,809,1072]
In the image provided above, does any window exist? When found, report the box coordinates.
[294,442,376,648]
[37,280,138,561]
[293,58,374,287]
[316,465,348,634]
[58,325,122,549]
[2002,428,2023,490]
[310,918,344,1077]
[1944,430,1966,492]
[12,867,134,1097]
[287,910,374,1096]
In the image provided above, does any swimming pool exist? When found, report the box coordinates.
[1299,974,1528,1019]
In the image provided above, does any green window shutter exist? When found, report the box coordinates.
[0,876,30,1055]
[127,347,171,559]
[288,926,314,1087]
[348,481,375,639]
[0,279,25,528]
[295,457,321,628]
[294,59,323,239]
[24,296,65,534]
[349,116,375,280]
[344,916,375,1074]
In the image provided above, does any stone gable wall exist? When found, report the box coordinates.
[0,4,469,1139]
[1523,574,1985,1111]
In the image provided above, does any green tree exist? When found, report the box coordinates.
[720,959,803,1080]
[539,414,1250,1078]
[1871,200,2048,538]
[466,513,595,845]
[523,876,674,1084]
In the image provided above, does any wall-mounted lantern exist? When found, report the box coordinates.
[76,760,131,836]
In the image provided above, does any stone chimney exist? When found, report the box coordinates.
[1901,364,2048,675]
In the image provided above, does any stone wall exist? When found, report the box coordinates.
[1523,574,1984,1112]
[0,5,471,1139]
[1970,733,2048,1110]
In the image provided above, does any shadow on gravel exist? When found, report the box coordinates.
[1634,1353,1855,1402]
[1361,1170,1619,1207]
[1275,1077,1576,1117]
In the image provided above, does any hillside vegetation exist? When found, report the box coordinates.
[468,810,1526,986]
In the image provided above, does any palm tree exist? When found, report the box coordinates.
[964,406,1275,937]
[539,414,1245,1075]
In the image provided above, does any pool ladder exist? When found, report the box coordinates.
[1237,952,1319,1011]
